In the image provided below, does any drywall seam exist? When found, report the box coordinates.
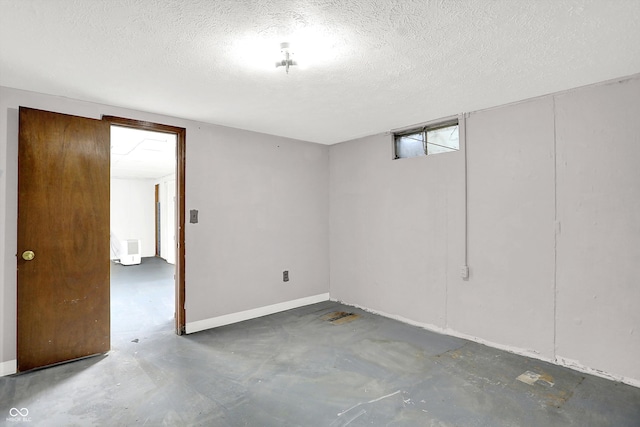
[333,298,640,389]
[444,184,449,329]
[185,293,330,334]
[552,95,559,359]
[0,359,16,377]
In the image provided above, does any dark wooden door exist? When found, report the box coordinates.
[17,107,111,372]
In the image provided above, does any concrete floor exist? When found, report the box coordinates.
[1,257,639,426]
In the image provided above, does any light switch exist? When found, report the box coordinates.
[190,209,198,224]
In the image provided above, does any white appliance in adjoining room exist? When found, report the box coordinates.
[119,239,141,266]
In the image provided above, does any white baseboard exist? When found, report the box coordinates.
[0,359,17,377]
[186,293,330,334]
[333,298,640,389]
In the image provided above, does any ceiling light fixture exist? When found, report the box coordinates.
[275,42,297,74]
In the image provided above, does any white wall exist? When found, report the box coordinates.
[110,178,156,259]
[554,78,640,383]
[330,74,640,386]
[2,75,638,385]
[451,98,556,359]
[0,87,330,371]
[329,132,464,329]
[156,173,176,264]
[186,123,330,322]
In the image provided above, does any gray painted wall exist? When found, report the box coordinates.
[185,122,330,320]
[555,78,640,382]
[1,75,638,385]
[330,75,640,385]
[454,97,556,359]
[0,87,330,368]
[329,132,464,329]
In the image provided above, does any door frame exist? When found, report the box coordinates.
[155,184,160,257]
[103,116,186,335]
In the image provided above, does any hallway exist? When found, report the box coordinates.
[110,256,175,342]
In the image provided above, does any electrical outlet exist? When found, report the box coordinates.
[460,265,469,279]
[283,270,289,282]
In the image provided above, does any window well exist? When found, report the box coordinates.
[394,121,459,159]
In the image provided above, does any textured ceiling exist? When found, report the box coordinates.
[1,0,639,145]
[111,126,176,179]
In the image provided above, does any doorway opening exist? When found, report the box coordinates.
[104,116,186,336]
[109,125,176,340]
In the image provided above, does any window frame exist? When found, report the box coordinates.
[392,117,460,160]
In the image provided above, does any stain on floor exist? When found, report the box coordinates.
[321,311,360,325]
[1,264,639,426]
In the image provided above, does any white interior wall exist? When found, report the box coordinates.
[1,75,638,385]
[156,173,176,265]
[110,178,156,259]
[0,107,17,376]
[329,132,464,329]
[554,78,640,383]
[330,74,640,386]
[186,123,330,325]
[0,86,330,373]
[449,98,557,358]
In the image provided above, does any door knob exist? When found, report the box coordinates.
[22,250,35,261]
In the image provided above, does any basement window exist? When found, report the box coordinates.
[394,121,459,159]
